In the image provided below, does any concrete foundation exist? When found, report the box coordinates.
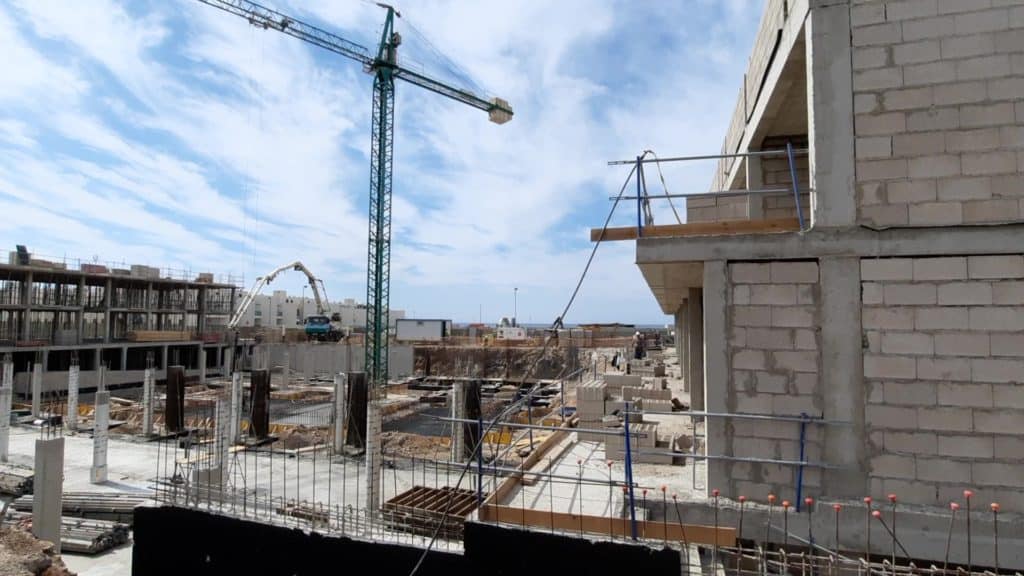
[32,437,64,552]
[91,390,109,484]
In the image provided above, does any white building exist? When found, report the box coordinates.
[234,290,406,330]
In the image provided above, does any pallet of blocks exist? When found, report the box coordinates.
[605,422,672,465]
[574,380,606,442]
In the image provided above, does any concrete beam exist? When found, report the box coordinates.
[637,224,1024,266]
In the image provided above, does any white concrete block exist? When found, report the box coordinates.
[863,282,885,304]
[991,333,1024,356]
[860,204,910,227]
[772,350,819,373]
[855,93,882,114]
[731,262,771,284]
[946,128,1001,153]
[793,372,818,394]
[733,305,772,327]
[937,382,994,407]
[865,307,916,330]
[975,463,1024,488]
[917,456,972,483]
[975,409,1020,433]
[913,257,968,281]
[884,283,938,305]
[882,331,935,355]
[954,8,1013,34]
[732,349,766,370]
[733,285,751,305]
[904,61,958,86]
[964,199,1021,223]
[937,281,993,305]
[995,436,1024,459]
[750,284,797,305]
[956,54,1012,81]
[857,158,909,181]
[969,306,1024,331]
[887,0,939,21]
[855,67,905,91]
[918,406,974,432]
[769,261,819,284]
[971,358,1024,382]
[770,306,816,328]
[961,102,1016,128]
[909,154,961,178]
[939,0,992,14]
[861,258,914,281]
[884,381,937,405]
[989,76,1024,101]
[993,383,1024,408]
[942,33,996,59]
[909,202,964,226]
[852,3,887,26]
[894,39,941,65]
[866,404,919,429]
[906,107,959,131]
[963,151,1017,176]
[901,15,954,41]
[864,354,917,379]
[915,306,969,330]
[853,46,889,70]
[870,454,916,479]
[888,180,937,205]
[745,328,794,350]
[917,356,972,380]
[855,112,908,136]
[884,87,935,112]
[938,177,992,201]
[934,332,991,356]
[933,81,988,105]
[753,371,788,394]
[854,22,903,46]
[886,431,938,454]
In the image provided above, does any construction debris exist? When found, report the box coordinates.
[0,464,34,497]
[0,526,74,576]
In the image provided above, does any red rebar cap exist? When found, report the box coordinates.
[661,485,667,493]
[805,497,814,506]
[991,503,1000,512]
[622,486,628,493]
[963,489,973,499]
[768,494,776,503]
[950,502,960,511]
[863,496,872,504]
[577,458,583,465]
[673,494,678,500]
[739,495,747,503]
[833,504,842,511]
[643,488,648,496]
[888,494,897,503]
[782,500,791,509]
[712,489,720,497]
[872,510,882,519]
[606,460,613,467]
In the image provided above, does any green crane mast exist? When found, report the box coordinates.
[197,0,513,391]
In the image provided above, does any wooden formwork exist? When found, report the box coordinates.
[382,486,483,539]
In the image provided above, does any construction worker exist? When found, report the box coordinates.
[632,331,645,360]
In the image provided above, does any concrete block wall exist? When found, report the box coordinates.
[862,254,1024,510]
[576,380,607,442]
[852,0,1024,228]
[727,260,824,498]
[687,195,750,223]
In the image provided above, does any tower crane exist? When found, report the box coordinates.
[198,0,512,392]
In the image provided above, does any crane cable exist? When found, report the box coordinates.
[408,161,639,576]
[643,149,684,225]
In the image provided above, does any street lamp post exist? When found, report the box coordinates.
[513,287,518,327]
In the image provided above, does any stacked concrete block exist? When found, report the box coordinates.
[600,373,641,397]
[576,380,607,442]
[605,422,670,465]
[852,1,1024,228]
[862,255,1024,509]
[621,386,672,403]
[727,261,824,498]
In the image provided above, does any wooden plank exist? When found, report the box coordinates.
[590,217,801,242]
[479,504,735,547]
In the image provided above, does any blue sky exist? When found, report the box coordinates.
[0,0,762,325]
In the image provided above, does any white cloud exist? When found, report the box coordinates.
[0,0,762,324]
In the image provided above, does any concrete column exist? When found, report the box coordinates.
[66,364,79,432]
[223,347,233,376]
[450,381,465,463]
[21,271,32,341]
[820,257,867,496]
[30,362,42,417]
[32,437,64,553]
[364,399,382,514]
[806,1,856,228]
[333,373,347,453]
[120,346,127,371]
[702,260,729,495]
[686,290,704,410]
[103,278,112,343]
[198,347,207,385]
[161,345,168,370]
[230,371,242,444]
[76,277,85,344]
[282,346,290,387]
[214,392,231,485]
[145,282,153,330]
[675,300,688,391]
[91,390,109,484]
[142,367,154,436]
[745,154,765,220]
[0,359,12,462]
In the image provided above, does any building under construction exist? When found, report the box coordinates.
[2,0,1024,575]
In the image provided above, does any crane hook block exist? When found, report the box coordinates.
[488,98,513,125]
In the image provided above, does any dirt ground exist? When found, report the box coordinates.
[0,526,74,576]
